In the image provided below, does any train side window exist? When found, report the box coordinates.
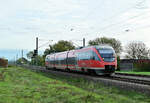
[89,51,93,60]
[93,51,100,61]
[78,52,87,60]
[77,51,94,60]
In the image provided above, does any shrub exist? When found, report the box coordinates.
[0,58,8,68]
[133,62,150,72]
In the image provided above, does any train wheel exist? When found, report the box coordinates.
[45,66,49,70]
[66,68,70,72]
[88,69,96,75]
[104,73,113,76]
[104,74,111,76]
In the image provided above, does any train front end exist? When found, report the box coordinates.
[94,45,117,75]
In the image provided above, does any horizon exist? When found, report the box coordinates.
[0,49,44,61]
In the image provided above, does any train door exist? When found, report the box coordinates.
[67,51,77,70]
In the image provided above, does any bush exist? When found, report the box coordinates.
[0,58,8,68]
[8,65,14,67]
[133,62,150,72]
[30,55,45,66]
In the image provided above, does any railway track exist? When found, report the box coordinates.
[22,65,150,86]
[103,75,150,86]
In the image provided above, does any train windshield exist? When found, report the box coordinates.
[98,48,115,62]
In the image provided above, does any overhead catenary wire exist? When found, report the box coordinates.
[98,12,148,30]
[69,0,135,31]
[99,13,150,33]
[38,40,53,49]
[70,0,148,36]
[135,0,148,9]
[68,0,149,41]
[69,39,83,47]
[95,0,149,33]
[104,23,150,37]
[96,0,148,26]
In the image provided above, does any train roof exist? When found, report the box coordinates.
[46,51,68,56]
[95,45,113,49]
[46,44,114,56]
[76,44,113,50]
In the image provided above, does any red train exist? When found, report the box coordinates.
[45,45,117,75]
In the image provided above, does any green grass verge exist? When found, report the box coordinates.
[116,71,150,75]
[0,67,150,103]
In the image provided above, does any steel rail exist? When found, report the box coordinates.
[115,73,150,78]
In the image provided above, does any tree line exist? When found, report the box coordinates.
[17,37,150,66]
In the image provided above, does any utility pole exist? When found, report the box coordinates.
[36,37,38,55]
[35,37,38,66]
[16,54,18,65]
[14,56,16,66]
[21,50,23,59]
[83,38,85,47]
[16,54,18,60]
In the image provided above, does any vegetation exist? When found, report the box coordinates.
[16,57,28,65]
[125,41,150,59]
[24,40,75,66]
[0,66,150,103]
[43,45,55,57]
[53,40,75,52]
[133,62,150,72]
[26,51,34,60]
[0,58,8,67]
[44,40,75,57]
[88,37,122,56]
[124,41,150,72]
[116,71,150,75]
[30,55,45,66]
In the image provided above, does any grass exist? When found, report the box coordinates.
[0,66,150,103]
[116,71,150,75]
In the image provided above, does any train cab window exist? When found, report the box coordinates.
[97,48,115,62]
[45,56,49,62]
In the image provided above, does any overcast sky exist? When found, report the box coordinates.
[0,0,150,59]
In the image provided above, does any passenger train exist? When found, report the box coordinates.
[45,45,117,75]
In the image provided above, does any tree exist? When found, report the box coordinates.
[125,41,150,59]
[26,50,45,66]
[16,57,28,64]
[53,40,75,52]
[43,45,55,57]
[26,51,34,59]
[30,55,45,66]
[43,40,75,57]
[88,37,122,56]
